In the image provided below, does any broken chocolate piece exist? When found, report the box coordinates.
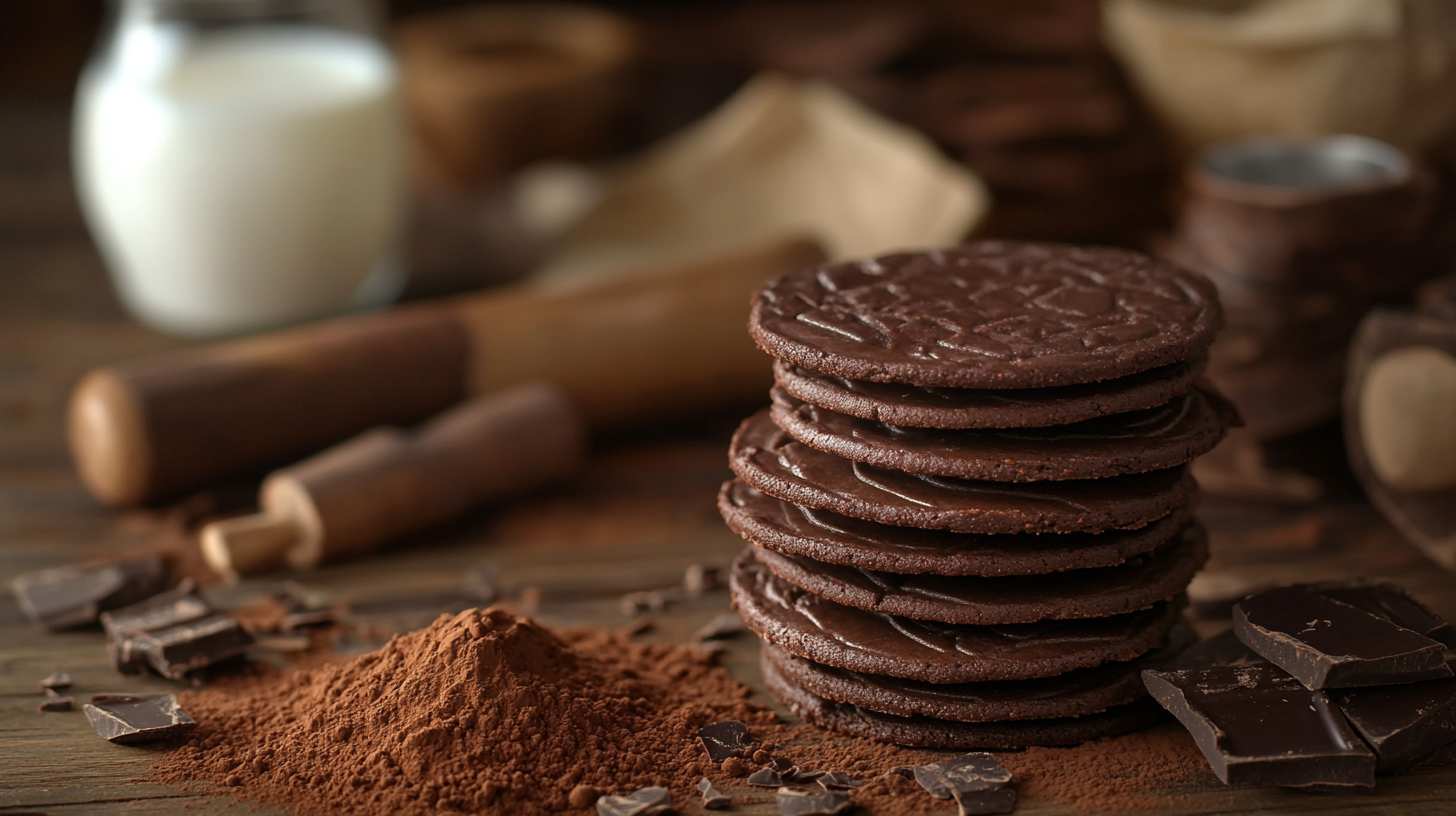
[1143,665,1376,791]
[134,613,255,679]
[1233,586,1451,689]
[748,766,789,787]
[956,787,1017,816]
[697,777,731,810]
[1307,581,1456,649]
[595,786,671,816]
[83,694,196,744]
[776,788,852,816]
[691,612,747,642]
[913,753,1013,799]
[697,719,754,762]
[280,609,335,631]
[11,556,168,630]
[620,589,680,616]
[1168,629,1269,671]
[100,579,208,639]
[38,690,73,712]
[1333,676,1456,773]
[816,772,860,791]
[40,671,71,691]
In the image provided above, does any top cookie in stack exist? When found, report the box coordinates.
[721,241,1238,749]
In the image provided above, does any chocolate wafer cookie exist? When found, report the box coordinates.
[718,479,1197,576]
[730,410,1195,534]
[751,523,1207,625]
[730,548,1184,683]
[772,354,1209,429]
[748,241,1221,389]
[763,654,1167,749]
[770,385,1235,481]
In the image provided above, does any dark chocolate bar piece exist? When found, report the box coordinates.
[1234,586,1451,689]
[595,786,671,816]
[776,789,852,816]
[1143,665,1376,791]
[11,556,167,630]
[39,691,74,712]
[99,578,207,638]
[134,613,255,679]
[40,671,72,690]
[697,719,754,762]
[1333,676,1456,773]
[83,694,196,744]
[1306,581,1456,649]
[956,787,1017,816]
[696,778,731,810]
[912,753,1012,799]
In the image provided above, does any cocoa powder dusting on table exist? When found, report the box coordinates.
[998,725,1213,812]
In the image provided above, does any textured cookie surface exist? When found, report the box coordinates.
[730,548,1182,683]
[771,385,1234,481]
[752,523,1207,625]
[763,655,1166,749]
[760,624,1194,723]
[749,241,1221,389]
[773,355,1209,429]
[719,480,1196,576]
[730,410,1194,535]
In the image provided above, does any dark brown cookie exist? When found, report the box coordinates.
[730,410,1195,534]
[729,548,1184,683]
[751,523,1207,625]
[759,618,1194,723]
[763,655,1166,749]
[718,479,1197,576]
[772,354,1210,429]
[770,385,1234,481]
[748,242,1221,389]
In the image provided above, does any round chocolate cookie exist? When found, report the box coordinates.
[718,479,1197,576]
[773,354,1210,429]
[730,410,1195,534]
[751,523,1207,625]
[770,385,1235,481]
[763,655,1167,749]
[730,548,1184,683]
[759,618,1194,723]
[748,241,1221,389]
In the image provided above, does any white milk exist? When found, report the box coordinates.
[75,26,404,337]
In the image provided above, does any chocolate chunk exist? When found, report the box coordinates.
[134,613,255,679]
[595,786,671,816]
[696,778,731,810]
[39,690,73,712]
[816,772,859,791]
[83,694,196,744]
[1143,665,1376,791]
[912,754,1012,800]
[100,579,209,639]
[1233,586,1451,689]
[697,719,754,762]
[956,787,1017,816]
[747,765,789,787]
[691,613,747,642]
[776,788,852,816]
[1333,676,1456,773]
[1306,581,1456,648]
[1167,630,1269,671]
[40,671,71,691]
[280,609,336,631]
[11,556,168,630]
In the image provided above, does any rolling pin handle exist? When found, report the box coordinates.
[201,513,301,583]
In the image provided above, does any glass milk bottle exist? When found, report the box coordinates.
[75,0,406,338]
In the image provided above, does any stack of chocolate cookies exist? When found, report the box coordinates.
[720,242,1237,749]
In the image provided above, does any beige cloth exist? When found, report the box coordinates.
[536,74,989,283]
[1105,0,1456,155]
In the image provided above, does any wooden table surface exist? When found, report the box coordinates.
[2,100,1454,815]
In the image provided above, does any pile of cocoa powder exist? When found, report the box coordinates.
[154,607,1209,814]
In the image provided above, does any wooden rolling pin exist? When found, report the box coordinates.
[69,239,824,506]
[201,382,586,580]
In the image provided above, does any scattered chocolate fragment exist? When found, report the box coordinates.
[816,772,860,791]
[912,753,1012,800]
[748,765,790,787]
[697,777,731,810]
[1307,581,1456,648]
[1234,586,1451,689]
[134,614,256,679]
[279,609,335,631]
[691,612,747,642]
[83,694,196,744]
[697,719,755,762]
[1167,629,1269,671]
[11,556,168,630]
[776,787,852,816]
[620,589,679,616]
[40,671,71,691]
[39,690,73,712]
[792,768,826,783]
[595,785,671,816]
[1143,665,1376,791]
[1333,676,1456,773]
[955,787,1017,816]
[100,579,209,638]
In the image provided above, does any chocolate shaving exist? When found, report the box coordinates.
[595,785,671,816]
[776,788,852,816]
[816,772,860,791]
[747,766,789,787]
[696,777,731,810]
[83,694,196,744]
[697,719,754,762]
